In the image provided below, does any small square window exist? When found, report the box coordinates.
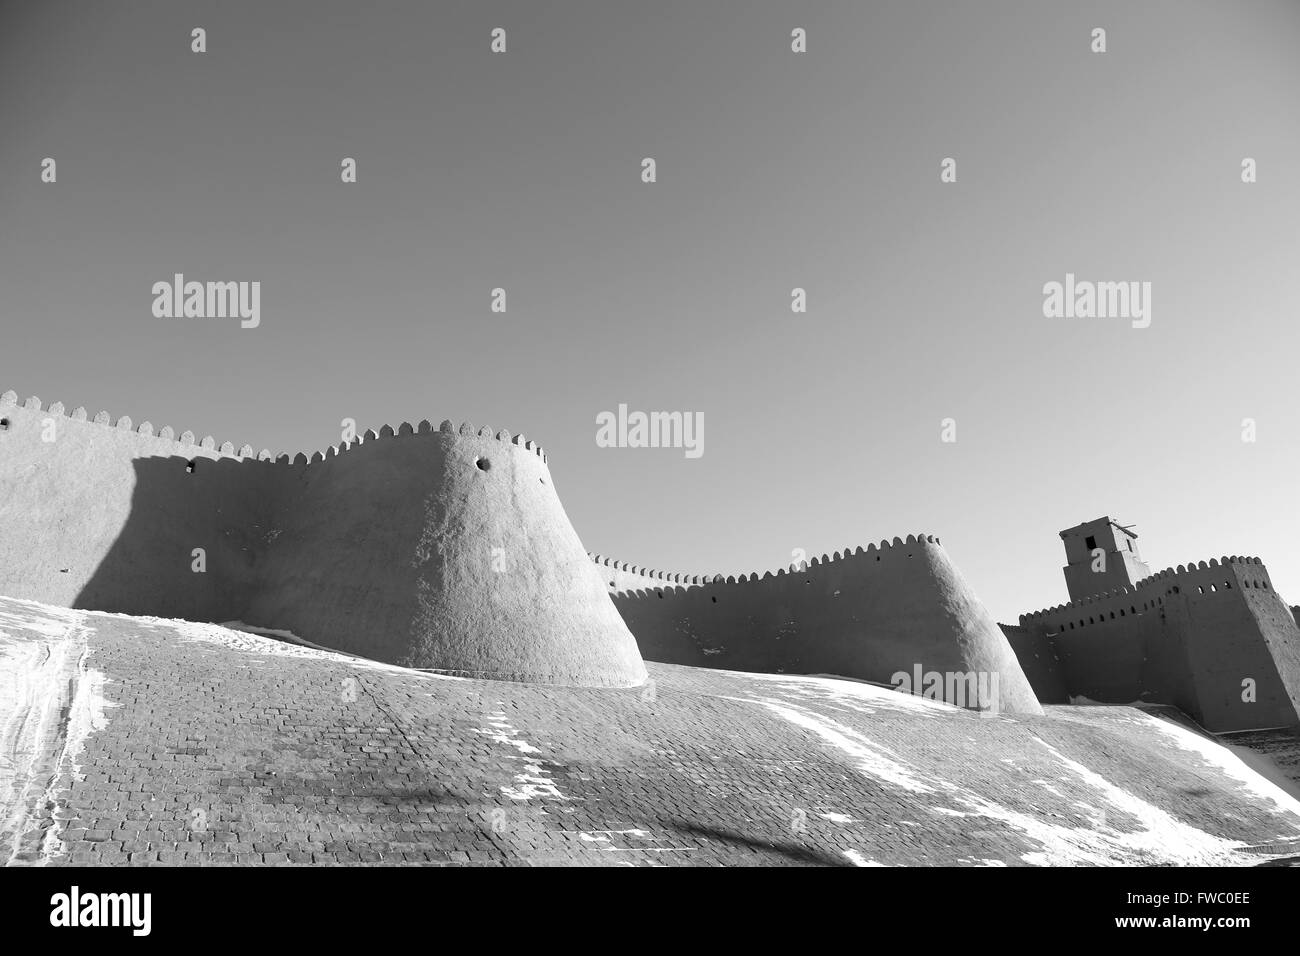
[1085,535,1097,550]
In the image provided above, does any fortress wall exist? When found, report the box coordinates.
[1177,563,1300,731]
[608,536,1042,715]
[0,393,646,686]
[589,554,707,595]
[1017,557,1300,731]
[998,624,1067,702]
[246,424,646,685]
[0,395,278,620]
[1049,609,1183,706]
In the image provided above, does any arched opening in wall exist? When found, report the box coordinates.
[476,457,491,471]
[1109,612,1115,619]
[608,581,615,588]
[0,418,9,431]
[656,591,663,599]
[1171,586,1180,595]
[1263,581,1270,589]
[186,460,197,474]
[711,596,717,603]
[1130,606,1136,615]
[1119,610,1125,617]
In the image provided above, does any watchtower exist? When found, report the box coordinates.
[1060,516,1150,601]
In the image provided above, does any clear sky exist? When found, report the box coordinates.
[3,1,1298,623]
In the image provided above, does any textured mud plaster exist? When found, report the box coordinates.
[1016,559,1300,732]
[0,396,646,687]
[600,537,1043,716]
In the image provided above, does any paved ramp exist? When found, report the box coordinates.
[3,595,1299,866]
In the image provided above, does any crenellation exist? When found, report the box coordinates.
[0,392,640,687]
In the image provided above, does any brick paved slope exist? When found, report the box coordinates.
[3,595,1300,866]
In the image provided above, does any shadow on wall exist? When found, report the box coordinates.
[61,433,648,687]
[74,454,282,623]
[1,397,647,686]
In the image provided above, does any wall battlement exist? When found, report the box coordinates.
[0,389,550,468]
[1009,541,1300,732]
[598,534,1041,715]
[0,388,639,687]
[590,535,950,595]
[1019,557,1275,632]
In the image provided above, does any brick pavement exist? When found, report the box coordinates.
[3,596,1300,866]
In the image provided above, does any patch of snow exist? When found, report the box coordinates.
[1139,713,1300,821]
[843,849,883,866]
[725,695,935,794]
[475,710,568,802]
[63,648,113,776]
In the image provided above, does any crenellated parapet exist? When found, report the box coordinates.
[0,386,636,687]
[0,389,550,470]
[599,532,1042,715]
[1,388,269,461]
[1007,546,1300,732]
[1018,556,1277,633]
[593,534,949,598]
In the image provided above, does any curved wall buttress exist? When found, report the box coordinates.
[246,426,646,686]
[0,394,646,688]
[599,536,1043,715]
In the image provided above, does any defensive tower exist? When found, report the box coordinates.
[1061,516,1150,601]
[0,389,647,687]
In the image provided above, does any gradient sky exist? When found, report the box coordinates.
[2,0,1298,623]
